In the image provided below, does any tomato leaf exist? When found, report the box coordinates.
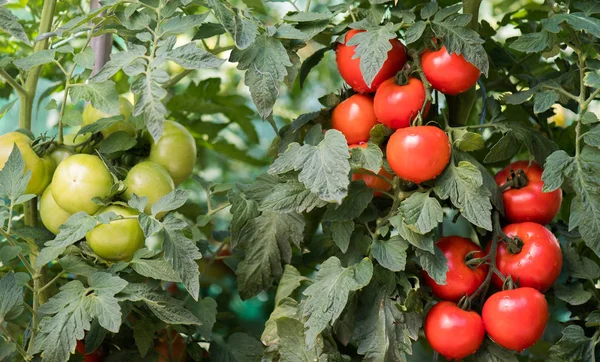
[471,339,518,362]
[405,20,427,44]
[0,145,32,205]
[228,187,260,248]
[548,325,595,362]
[0,7,29,45]
[415,247,448,285]
[130,254,181,283]
[400,191,444,234]
[151,189,189,217]
[542,12,600,38]
[323,181,373,221]
[453,130,485,151]
[186,296,218,340]
[431,19,489,75]
[299,47,328,88]
[166,43,225,69]
[275,265,310,305]
[554,282,593,306]
[132,71,168,142]
[91,44,147,82]
[372,236,409,272]
[0,273,24,322]
[346,23,397,88]
[390,214,436,253]
[510,31,552,53]
[13,49,55,71]
[329,220,354,253]
[259,178,328,214]
[350,142,383,174]
[262,298,299,347]
[207,0,258,50]
[158,13,209,36]
[98,131,137,154]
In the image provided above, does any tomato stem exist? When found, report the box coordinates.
[468,210,503,303]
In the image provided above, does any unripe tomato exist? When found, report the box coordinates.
[0,132,49,195]
[386,126,450,184]
[49,146,73,166]
[148,120,197,185]
[123,161,175,217]
[374,77,429,129]
[422,236,488,302]
[51,154,114,215]
[495,161,562,225]
[76,340,105,362]
[39,186,72,235]
[154,330,187,362]
[38,156,56,193]
[63,132,94,154]
[482,287,548,351]
[490,222,562,292]
[336,29,407,93]
[425,301,485,360]
[421,46,480,95]
[82,97,135,138]
[86,204,144,261]
[331,94,378,144]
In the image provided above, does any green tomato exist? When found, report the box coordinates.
[63,132,94,154]
[123,161,174,217]
[39,186,72,235]
[0,132,48,195]
[148,120,197,185]
[51,154,114,215]
[86,204,144,261]
[38,155,56,194]
[49,146,73,166]
[145,230,164,251]
[82,97,135,138]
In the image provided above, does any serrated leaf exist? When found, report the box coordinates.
[151,189,189,217]
[420,2,438,18]
[405,21,426,44]
[584,70,600,88]
[277,317,324,362]
[453,130,485,151]
[98,131,137,154]
[74,47,95,69]
[132,318,157,357]
[431,21,488,75]
[562,246,600,281]
[416,247,448,285]
[372,236,408,272]
[166,43,225,69]
[400,191,443,234]
[91,44,146,82]
[14,50,55,71]
[69,81,119,114]
[210,333,264,362]
[582,111,599,125]
[0,273,24,322]
[159,13,209,36]
[350,142,383,174]
[548,325,594,362]
[0,7,30,45]
[510,31,551,53]
[131,255,181,282]
[323,181,373,221]
[533,90,559,114]
[299,47,328,88]
[132,72,168,142]
[163,218,203,300]
[275,265,310,304]
[346,23,397,87]
[0,145,31,203]
[207,0,257,49]
[228,187,260,248]
[259,179,327,213]
[543,12,600,38]
[330,220,354,253]
[390,214,436,253]
[187,296,217,339]
[262,298,298,347]
[484,132,519,163]
[472,339,518,362]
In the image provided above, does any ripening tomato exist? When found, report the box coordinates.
[336,29,407,93]
[421,46,481,95]
[86,204,144,261]
[332,94,378,144]
[423,236,488,302]
[495,161,562,225]
[482,287,548,351]
[123,161,175,217]
[0,132,49,195]
[425,301,485,360]
[51,154,114,215]
[374,77,429,129]
[75,340,104,362]
[82,97,135,138]
[386,126,450,184]
[147,120,197,185]
[39,186,72,235]
[154,330,187,362]
[489,222,562,292]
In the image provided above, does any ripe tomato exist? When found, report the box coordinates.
[421,46,480,95]
[336,29,407,93]
[352,168,393,197]
[0,132,49,195]
[482,287,548,351]
[51,154,114,215]
[425,301,485,360]
[76,340,104,362]
[386,126,450,184]
[154,330,187,362]
[495,161,562,225]
[82,97,135,138]
[39,186,72,235]
[86,204,144,261]
[423,236,488,302]
[374,77,429,129]
[148,120,197,185]
[490,222,562,292]
[49,146,73,166]
[332,94,378,144]
[123,161,175,217]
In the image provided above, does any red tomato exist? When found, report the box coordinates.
[482,287,548,351]
[495,161,562,225]
[425,301,485,360]
[386,126,450,184]
[154,330,187,362]
[352,168,393,197]
[336,29,407,93]
[421,46,480,95]
[75,340,104,362]
[489,222,562,292]
[374,77,429,129]
[422,236,488,302]
[332,94,378,144]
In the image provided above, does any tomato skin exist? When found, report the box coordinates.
[51,154,114,215]
[86,204,144,261]
[352,168,393,197]
[336,29,407,93]
[374,77,429,129]
[154,330,187,362]
[75,340,104,362]
[123,161,175,217]
[148,120,197,185]
[82,97,135,138]
[332,94,378,144]
[495,161,562,225]
[424,301,485,360]
[490,222,562,292]
[0,132,49,195]
[482,287,548,351]
[386,126,450,184]
[423,236,488,302]
[49,146,73,166]
[421,46,480,95]
[39,186,72,235]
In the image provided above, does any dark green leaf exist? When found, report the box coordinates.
[166,43,225,69]
[400,191,443,234]
[533,90,559,114]
[416,247,448,285]
[346,23,397,87]
[0,7,30,45]
[548,325,594,362]
[405,21,426,45]
[0,145,31,204]
[207,0,258,49]
[554,283,593,305]
[330,220,354,253]
[260,179,327,213]
[510,31,551,53]
[0,273,23,322]
[299,47,328,88]
[372,236,409,272]
[323,181,373,221]
[98,131,137,154]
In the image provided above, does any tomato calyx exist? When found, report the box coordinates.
[457,294,472,311]
[500,169,529,191]
[464,250,488,270]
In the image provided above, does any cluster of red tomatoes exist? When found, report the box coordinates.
[333,29,480,189]
[0,97,197,262]
[423,161,563,359]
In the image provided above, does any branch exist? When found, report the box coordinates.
[0,69,27,97]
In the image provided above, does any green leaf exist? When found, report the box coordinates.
[73,47,95,69]
[132,319,158,357]
[0,145,31,204]
[262,298,299,347]
[390,214,436,253]
[230,34,291,118]
[259,178,327,213]
[228,187,260,248]
[131,72,168,142]
[91,44,146,82]
[562,246,600,281]
[299,47,328,88]
[302,257,373,348]
[453,130,485,151]
[329,220,354,253]
[582,111,599,125]
[350,142,383,174]
[98,131,137,154]
[69,81,119,114]
[405,21,427,45]
[416,247,448,285]
[269,130,351,204]
[533,90,559,114]
[275,265,310,304]
[130,254,181,283]
[14,50,56,72]
[346,23,397,88]
[83,272,128,332]
[433,161,492,231]
[277,317,324,362]
[372,236,409,272]
[151,189,189,217]
[284,12,331,22]
[543,12,600,38]
[236,212,305,299]
[554,282,593,305]
[0,7,30,45]
[207,0,258,49]
[58,255,97,278]
[420,2,438,18]
[159,13,209,36]
[0,273,23,322]
[472,339,518,362]
[431,21,488,75]
[400,191,443,234]
[166,43,225,69]
[548,325,594,362]
[210,333,264,362]
[542,150,575,192]
[193,22,226,40]
[187,297,218,339]
[510,31,551,53]
[323,181,373,221]
[583,124,600,148]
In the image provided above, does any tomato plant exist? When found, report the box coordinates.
[331,94,378,144]
[374,77,429,129]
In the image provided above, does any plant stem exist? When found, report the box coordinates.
[0,69,27,97]
[0,324,31,360]
[0,228,36,276]
[468,210,502,303]
[38,272,63,293]
[305,0,311,12]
